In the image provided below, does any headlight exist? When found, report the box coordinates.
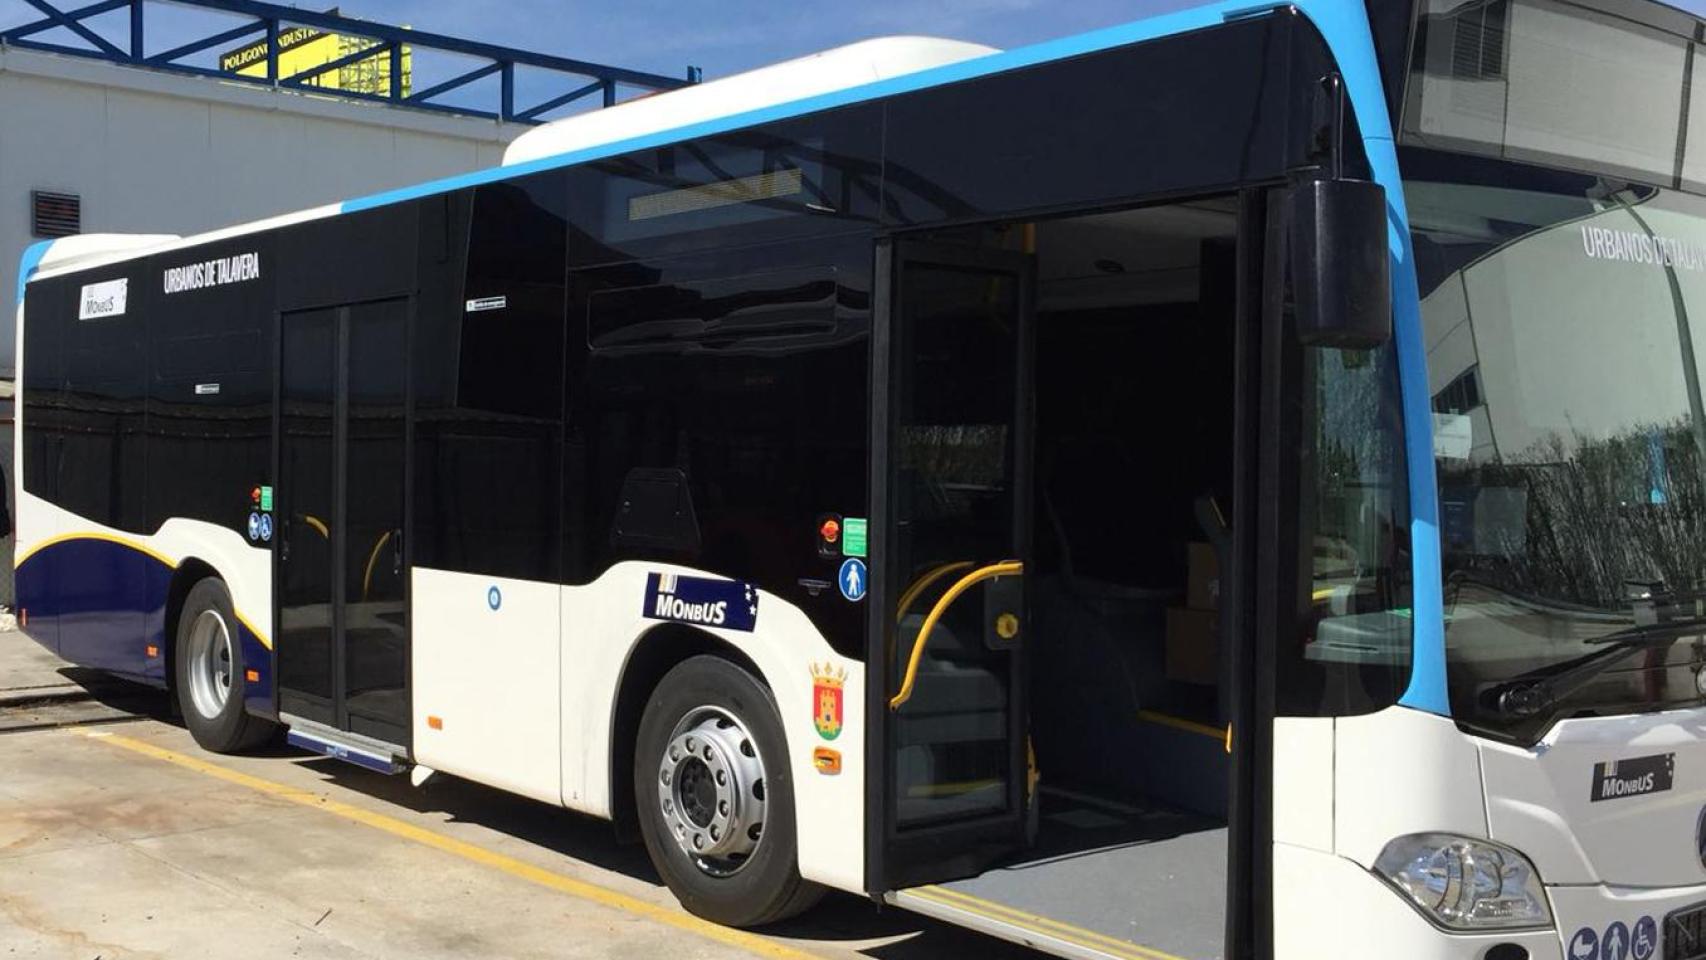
[1373,833,1552,931]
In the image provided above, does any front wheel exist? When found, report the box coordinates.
[634,655,823,927]
[174,577,275,753]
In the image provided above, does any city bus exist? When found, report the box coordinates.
[13,0,1706,957]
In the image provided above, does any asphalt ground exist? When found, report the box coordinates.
[0,632,1042,960]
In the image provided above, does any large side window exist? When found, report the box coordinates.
[566,237,872,657]
[412,173,567,582]
[58,267,147,532]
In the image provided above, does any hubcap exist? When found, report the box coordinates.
[657,706,767,877]
[186,609,234,720]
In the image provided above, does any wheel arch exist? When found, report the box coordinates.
[161,556,221,696]
[608,622,769,840]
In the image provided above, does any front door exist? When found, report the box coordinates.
[869,239,1035,888]
[275,299,409,745]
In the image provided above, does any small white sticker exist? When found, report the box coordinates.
[194,383,221,396]
[465,295,508,313]
[78,278,128,320]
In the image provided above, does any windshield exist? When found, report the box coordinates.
[1402,0,1706,742]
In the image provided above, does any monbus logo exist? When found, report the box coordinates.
[1590,753,1674,803]
[641,572,758,632]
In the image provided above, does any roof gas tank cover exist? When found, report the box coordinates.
[500,36,1001,167]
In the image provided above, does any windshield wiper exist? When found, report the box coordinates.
[1491,620,1705,719]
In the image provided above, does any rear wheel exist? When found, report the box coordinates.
[175,577,275,753]
[634,655,823,927]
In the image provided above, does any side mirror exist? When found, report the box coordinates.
[1288,178,1392,349]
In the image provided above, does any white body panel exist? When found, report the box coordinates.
[1333,706,1488,867]
[1272,716,1335,851]
[501,37,999,167]
[410,569,562,806]
[1482,708,1706,887]
[407,562,866,894]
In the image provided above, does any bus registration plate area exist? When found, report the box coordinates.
[1668,902,1706,960]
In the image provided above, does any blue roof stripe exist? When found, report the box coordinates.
[16,239,54,306]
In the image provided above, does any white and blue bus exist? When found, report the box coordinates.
[14,1,1706,957]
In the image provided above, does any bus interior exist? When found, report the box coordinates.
[892,197,1239,960]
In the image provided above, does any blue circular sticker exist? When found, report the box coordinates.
[257,513,273,543]
[1602,921,1631,960]
[1632,917,1657,960]
[487,585,502,611]
[1568,927,1598,960]
[837,558,867,602]
[246,512,261,542]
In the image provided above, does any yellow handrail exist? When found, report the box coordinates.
[890,560,1023,710]
[895,561,975,624]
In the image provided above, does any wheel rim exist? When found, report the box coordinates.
[656,705,768,878]
[186,608,234,720]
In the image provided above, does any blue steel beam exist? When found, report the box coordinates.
[16,0,123,55]
[142,18,264,65]
[0,0,697,123]
[514,78,605,122]
[4,0,126,39]
[405,61,502,105]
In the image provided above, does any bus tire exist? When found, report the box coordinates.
[174,577,274,753]
[634,654,824,928]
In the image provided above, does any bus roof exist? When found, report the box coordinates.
[21,0,1397,295]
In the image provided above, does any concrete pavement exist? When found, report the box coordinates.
[0,661,1042,960]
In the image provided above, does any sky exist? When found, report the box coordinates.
[8,0,1706,114]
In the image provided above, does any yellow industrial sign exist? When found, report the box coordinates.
[219,23,411,97]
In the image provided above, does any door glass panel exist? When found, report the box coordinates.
[344,301,408,735]
[890,259,1023,828]
[278,309,336,719]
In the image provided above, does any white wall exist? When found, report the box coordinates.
[0,45,525,378]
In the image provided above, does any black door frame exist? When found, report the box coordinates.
[866,236,1037,890]
[865,189,1283,960]
[273,295,413,744]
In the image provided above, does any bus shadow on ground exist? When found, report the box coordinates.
[297,756,1043,958]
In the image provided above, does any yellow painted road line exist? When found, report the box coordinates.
[73,729,824,960]
[908,883,1188,960]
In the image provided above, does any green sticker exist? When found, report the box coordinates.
[259,486,273,512]
[842,517,868,558]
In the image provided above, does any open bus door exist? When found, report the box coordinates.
[866,237,1037,889]
[866,194,1282,960]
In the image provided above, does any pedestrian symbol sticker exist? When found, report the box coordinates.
[1569,927,1598,960]
[1602,921,1630,960]
[246,512,261,542]
[838,558,866,602]
[1632,916,1657,960]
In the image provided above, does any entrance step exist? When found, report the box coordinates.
[282,715,406,775]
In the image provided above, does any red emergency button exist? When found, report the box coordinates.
[820,518,841,543]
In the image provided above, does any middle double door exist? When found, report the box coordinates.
[275,298,410,746]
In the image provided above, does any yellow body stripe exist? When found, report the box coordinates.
[18,532,272,650]
[75,730,824,960]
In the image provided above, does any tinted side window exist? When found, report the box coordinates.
[413,173,567,582]
[58,266,147,532]
[145,236,276,534]
[566,236,872,656]
[21,279,66,502]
